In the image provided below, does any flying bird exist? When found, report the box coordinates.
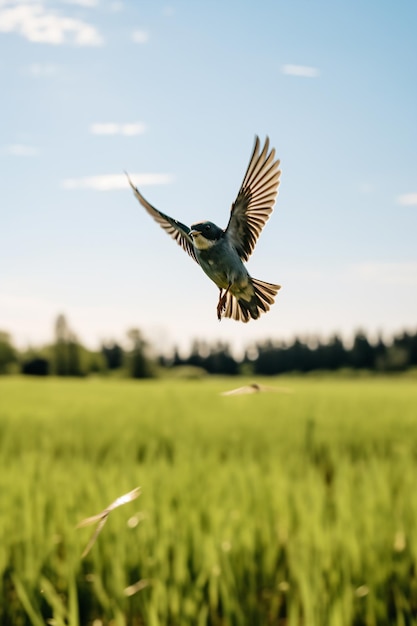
[127,136,282,322]
[77,487,141,558]
[220,383,293,396]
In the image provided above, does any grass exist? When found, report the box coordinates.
[0,375,417,625]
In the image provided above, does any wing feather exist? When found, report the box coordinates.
[225,137,281,262]
[127,174,198,263]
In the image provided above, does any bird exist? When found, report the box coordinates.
[77,487,141,558]
[220,383,293,396]
[127,136,282,322]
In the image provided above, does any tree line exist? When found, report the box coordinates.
[0,314,416,378]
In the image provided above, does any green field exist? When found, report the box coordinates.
[1,375,417,626]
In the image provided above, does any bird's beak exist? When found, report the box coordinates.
[189,230,199,238]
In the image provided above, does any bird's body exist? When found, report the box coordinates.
[128,136,282,322]
[193,227,247,289]
[195,238,277,321]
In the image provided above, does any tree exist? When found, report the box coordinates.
[52,314,83,376]
[321,334,348,370]
[22,357,49,376]
[102,342,124,370]
[126,329,154,378]
[53,314,70,375]
[373,334,388,371]
[0,331,17,374]
[204,342,238,375]
[253,340,286,375]
[187,340,208,370]
[408,332,417,366]
[350,331,375,369]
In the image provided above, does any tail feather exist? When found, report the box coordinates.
[223,278,281,323]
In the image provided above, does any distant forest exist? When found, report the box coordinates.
[0,314,416,378]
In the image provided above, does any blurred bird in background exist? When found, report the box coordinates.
[128,136,281,322]
[220,383,293,396]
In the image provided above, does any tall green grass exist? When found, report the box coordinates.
[1,376,417,625]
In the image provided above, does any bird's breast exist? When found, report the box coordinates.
[196,244,248,290]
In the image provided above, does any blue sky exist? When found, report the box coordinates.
[1,0,416,354]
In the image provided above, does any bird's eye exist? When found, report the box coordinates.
[205,224,211,231]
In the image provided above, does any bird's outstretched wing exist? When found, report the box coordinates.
[225,137,281,262]
[127,175,198,263]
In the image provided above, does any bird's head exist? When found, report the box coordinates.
[189,221,224,250]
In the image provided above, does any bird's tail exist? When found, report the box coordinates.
[223,278,281,323]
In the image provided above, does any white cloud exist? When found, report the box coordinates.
[0,2,103,46]
[4,143,39,156]
[62,173,175,191]
[62,0,99,6]
[397,193,417,206]
[281,64,320,78]
[132,29,149,44]
[90,122,146,136]
[350,261,417,287]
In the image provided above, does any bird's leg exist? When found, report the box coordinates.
[217,284,231,320]
[216,289,223,320]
